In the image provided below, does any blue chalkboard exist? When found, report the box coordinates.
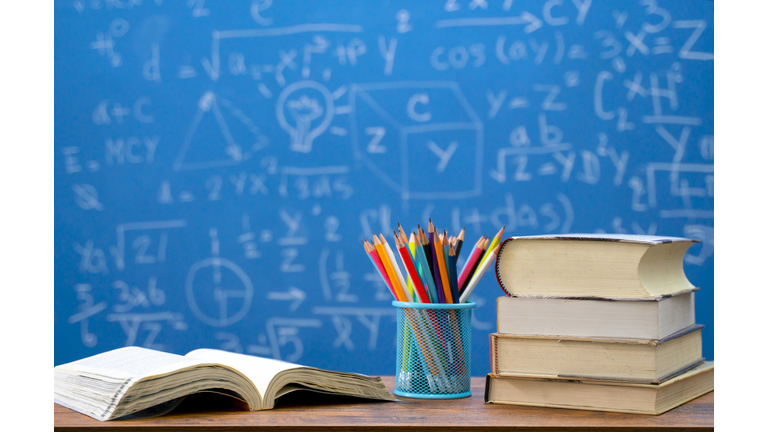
[55,0,714,376]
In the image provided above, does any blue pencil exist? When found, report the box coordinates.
[414,235,438,303]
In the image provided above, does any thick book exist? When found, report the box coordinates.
[485,361,714,415]
[496,290,696,339]
[54,347,395,421]
[494,234,699,299]
[490,325,704,383]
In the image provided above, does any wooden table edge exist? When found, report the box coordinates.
[54,377,714,432]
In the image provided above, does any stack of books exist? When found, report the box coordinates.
[484,234,714,415]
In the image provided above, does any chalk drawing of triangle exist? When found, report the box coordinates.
[173,91,269,171]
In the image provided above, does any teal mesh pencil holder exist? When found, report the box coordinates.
[393,300,476,399]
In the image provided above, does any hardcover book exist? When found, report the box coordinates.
[490,325,704,383]
[485,361,714,415]
[496,290,696,339]
[494,234,699,299]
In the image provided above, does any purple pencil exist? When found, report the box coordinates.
[429,220,445,303]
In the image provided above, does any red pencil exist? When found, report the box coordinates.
[395,233,430,303]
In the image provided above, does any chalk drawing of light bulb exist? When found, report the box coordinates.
[288,95,322,148]
[276,81,334,153]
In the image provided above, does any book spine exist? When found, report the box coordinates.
[489,333,498,375]
[484,374,491,403]
[495,296,501,334]
[494,238,514,297]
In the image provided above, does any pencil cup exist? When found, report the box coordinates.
[393,301,476,399]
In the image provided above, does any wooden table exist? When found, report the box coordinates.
[54,377,714,431]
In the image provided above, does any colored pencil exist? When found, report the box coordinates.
[448,245,460,303]
[380,233,412,302]
[460,234,481,270]
[428,221,445,303]
[409,231,431,299]
[443,231,450,265]
[459,234,488,286]
[382,232,410,302]
[397,227,417,300]
[373,241,417,387]
[395,233,430,303]
[405,269,415,300]
[433,230,453,303]
[442,231,454,302]
[396,231,414,301]
[419,226,434,279]
[408,232,423,285]
[373,234,406,301]
[479,225,505,269]
[404,310,441,379]
[460,244,500,303]
[363,240,395,294]
[455,227,465,257]
[458,236,485,291]
[413,234,438,303]
[461,236,487,293]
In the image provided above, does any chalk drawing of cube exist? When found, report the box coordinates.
[350,82,483,200]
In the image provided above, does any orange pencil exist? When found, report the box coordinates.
[373,233,406,301]
[433,230,453,303]
[380,233,412,302]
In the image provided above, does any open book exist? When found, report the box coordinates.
[54,347,395,421]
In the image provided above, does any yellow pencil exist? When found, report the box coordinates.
[480,225,505,268]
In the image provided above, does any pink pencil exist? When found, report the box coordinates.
[457,237,485,290]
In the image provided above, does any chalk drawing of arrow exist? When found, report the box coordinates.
[267,287,306,312]
[435,12,543,33]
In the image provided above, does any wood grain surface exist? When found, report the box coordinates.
[54,377,714,432]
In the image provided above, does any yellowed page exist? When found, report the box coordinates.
[185,349,299,398]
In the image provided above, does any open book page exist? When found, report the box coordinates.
[185,349,299,398]
[55,346,206,379]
